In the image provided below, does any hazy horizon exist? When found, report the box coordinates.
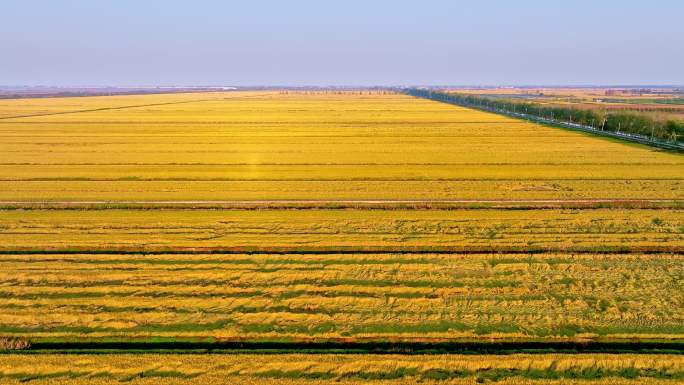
[2,0,683,86]
[2,84,684,89]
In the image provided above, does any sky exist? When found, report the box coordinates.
[1,0,683,87]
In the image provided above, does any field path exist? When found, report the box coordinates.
[1,198,680,209]
[1,199,678,204]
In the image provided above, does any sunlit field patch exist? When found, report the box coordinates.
[0,92,681,203]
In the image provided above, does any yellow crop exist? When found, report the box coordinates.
[0,208,680,252]
[0,92,681,203]
[0,253,681,343]
[0,354,682,384]
[0,91,682,383]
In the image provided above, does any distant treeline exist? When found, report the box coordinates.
[407,89,683,144]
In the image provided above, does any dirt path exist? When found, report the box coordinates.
[0,199,679,204]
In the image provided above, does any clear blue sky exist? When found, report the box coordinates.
[1,0,682,86]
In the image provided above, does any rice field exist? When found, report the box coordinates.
[0,92,682,203]
[0,253,682,343]
[0,208,681,253]
[1,179,682,202]
[0,91,682,383]
[1,354,683,384]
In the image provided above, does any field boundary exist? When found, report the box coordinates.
[0,199,681,210]
[15,340,684,355]
[405,89,684,152]
[0,98,228,121]
[1,246,682,254]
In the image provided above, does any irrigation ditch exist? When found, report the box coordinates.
[10,340,684,355]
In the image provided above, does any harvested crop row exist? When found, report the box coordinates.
[0,180,682,203]
[0,253,681,342]
[0,209,680,253]
[0,354,682,384]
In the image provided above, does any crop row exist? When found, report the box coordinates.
[0,180,682,203]
[0,354,683,384]
[0,209,680,253]
[0,253,681,342]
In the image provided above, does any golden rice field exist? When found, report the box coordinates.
[0,253,681,342]
[1,179,683,202]
[0,208,681,253]
[0,91,682,383]
[0,354,683,384]
[0,92,682,203]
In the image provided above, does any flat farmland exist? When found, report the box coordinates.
[0,92,257,119]
[0,208,681,253]
[0,92,682,204]
[1,179,683,203]
[1,354,683,384]
[0,209,684,252]
[1,253,682,343]
[0,91,682,383]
